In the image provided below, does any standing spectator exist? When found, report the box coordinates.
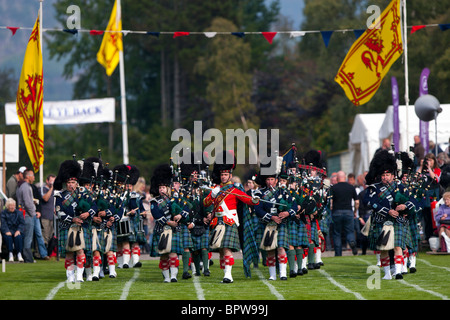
[16,169,49,262]
[428,141,443,157]
[413,135,425,167]
[40,174,56,249]
[5,166,27,202]
[374,138,391,156]
[421,153,442,242]
[330,171,359,256]
[1,198,25,262]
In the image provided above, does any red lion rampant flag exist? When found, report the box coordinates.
[16,12,44,172]
[335,0,403,106]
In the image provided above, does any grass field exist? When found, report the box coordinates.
[0,252,449,302]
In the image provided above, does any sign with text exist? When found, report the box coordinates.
[5,98,115,125]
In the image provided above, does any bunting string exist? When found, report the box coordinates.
[1,22,448,45]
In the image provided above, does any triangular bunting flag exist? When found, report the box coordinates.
[204,32,217,38]
[147,31,160,37]
[63,29,78,35]
[438,23,450,31]
[320,31,333,47]
[7,26,19,35]
[262,32,277,44]
[353,29,365,39]
[173,31,190,38]
[411,25,426,34]
[289,31,305,38]
[90,30,104,35]
[231,32,245,38]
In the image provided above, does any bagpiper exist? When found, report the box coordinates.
[54,158,96,283]
[363,149,415,280]
[254,156,298,280]
[150,164,191,282]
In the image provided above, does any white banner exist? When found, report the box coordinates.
[0,134,19,162]
[5,98,115,125]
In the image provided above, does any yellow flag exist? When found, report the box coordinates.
[97,0,123,76]
[16,13,44,172]
[335,0,403,106]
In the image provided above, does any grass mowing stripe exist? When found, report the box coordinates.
[193,276,205,300]
[399,279,449,300]
[318,269,366,300]
[254,269,285,300]
[45,281,66,300]
[120,269,140,300]
[418,258,450,272]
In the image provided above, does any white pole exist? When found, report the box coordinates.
[39,0,44,191]
[117,0,129,164]
[402,0,410,146]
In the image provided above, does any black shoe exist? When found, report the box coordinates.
[123,264,129,269]
[195,271,201,276]
[302,268,308,274]
[297,269,304,276]
[307,263,315,270]
[182,271,192,279]
[203,270,210,277]
[133,262,142,268]
[409,267,416,273]
[317,262,324,266]
[171,278,178,282]
[92,276,99,281]
[222,278,233,283]
[280,276,287,280]
[289,270,297,278]
[395,273,403,280]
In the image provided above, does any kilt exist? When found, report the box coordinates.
[407,213,420,253]
[181,224,194,249]
[288,220,300,247]
[297,220,310,247]
[310,220,320,247]
[209,217,240,252]
[368,219,412,251]
[256,221,289,250]
[150,227,183,257]
[58,224,92,258]
[191,229,209,251]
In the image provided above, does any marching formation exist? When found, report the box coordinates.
[54,143,437,284]
[54,146,333,284]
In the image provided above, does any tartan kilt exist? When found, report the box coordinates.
[368,220,412,251]
[288,220,300,247]
[209,217,240,252]
[58,224,92,258]
[297,221,310,247]
[408,214,420,253]
[150,228,183,257]
[181,224,194,249]
[310,220,320,247]
[191,229,209,251]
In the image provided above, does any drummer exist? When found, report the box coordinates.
[114,164,146,268]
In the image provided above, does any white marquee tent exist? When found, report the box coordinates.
[378,104,450,152]
[348,113,386,177]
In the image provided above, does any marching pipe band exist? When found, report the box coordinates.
[53,147,337,284]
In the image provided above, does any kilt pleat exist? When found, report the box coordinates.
[58,224,92,258]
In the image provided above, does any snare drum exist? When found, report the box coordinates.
[117,217,131,238]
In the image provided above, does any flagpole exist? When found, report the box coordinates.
[402,0,410,147]
[117,0,129,164]
[39,0,44,191]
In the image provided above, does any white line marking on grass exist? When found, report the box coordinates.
[45,281,66,300]
[318,269,366,300]
[399,280,449,300]
[193,276,205,300]
[254,269,285,300]
[418,258,450,272]
[119,269,140,300]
